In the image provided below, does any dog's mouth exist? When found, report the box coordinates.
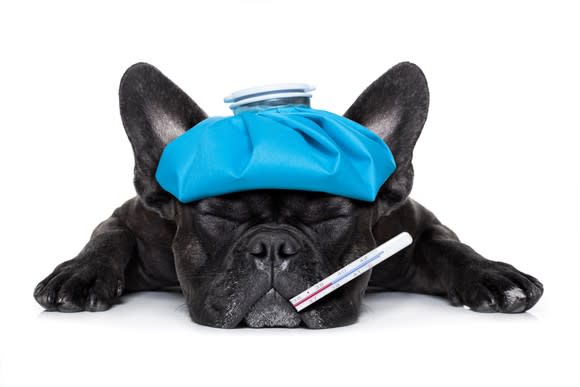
[240,288,304,328]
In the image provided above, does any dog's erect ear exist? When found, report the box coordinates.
[119,63,207,219]
[344,62,429,215]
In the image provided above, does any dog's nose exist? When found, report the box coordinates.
[247,231,301,260]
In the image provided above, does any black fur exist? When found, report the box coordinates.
[33,62,543,328]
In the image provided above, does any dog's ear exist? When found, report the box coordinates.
[344,62,429,216]
[119,62,207,219]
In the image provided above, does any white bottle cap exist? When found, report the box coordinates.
[224,83,315,110]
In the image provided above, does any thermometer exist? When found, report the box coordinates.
[290,232,413,312]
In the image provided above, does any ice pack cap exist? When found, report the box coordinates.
[224,83,315,110]
[155,84,397,203]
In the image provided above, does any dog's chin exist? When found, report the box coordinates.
[240,288,303,328]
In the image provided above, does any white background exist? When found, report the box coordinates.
[1,1,579,386]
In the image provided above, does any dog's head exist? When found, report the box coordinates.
[119,62,429,328]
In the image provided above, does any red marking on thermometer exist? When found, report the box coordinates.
[290,232,413,312]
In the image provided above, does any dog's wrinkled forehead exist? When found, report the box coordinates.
[194,189,356,217]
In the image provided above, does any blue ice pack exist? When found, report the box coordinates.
[155,84,396,203]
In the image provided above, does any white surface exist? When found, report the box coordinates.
[0,1,579,387]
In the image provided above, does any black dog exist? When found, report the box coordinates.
[33,62,543,328]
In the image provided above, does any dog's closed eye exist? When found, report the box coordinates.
[199,210,249,223]
[285,196,354,225]
[298,213,351,226]
[196,198,254,222]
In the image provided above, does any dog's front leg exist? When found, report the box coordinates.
[370,204,544,312]
[34,215,137,312]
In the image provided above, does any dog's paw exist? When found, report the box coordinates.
[34,257,124,312]
[447,261,543,313]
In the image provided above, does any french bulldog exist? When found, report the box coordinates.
[33,62,544,328]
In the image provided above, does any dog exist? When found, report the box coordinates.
[33,62,544,328]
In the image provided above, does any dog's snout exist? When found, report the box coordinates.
[247,231,301,260]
